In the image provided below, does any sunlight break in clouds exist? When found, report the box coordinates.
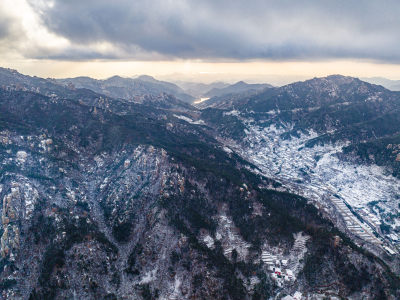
[0,0,399,82]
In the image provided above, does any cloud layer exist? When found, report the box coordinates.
[3,0,400,62]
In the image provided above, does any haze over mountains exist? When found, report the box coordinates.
[362,77,400,92]
[0,67,399,299]
[55,75,274,103]
[173,81,230,99]
[0,66,275,104]
[54,75,196,103]
[203,81,273,98]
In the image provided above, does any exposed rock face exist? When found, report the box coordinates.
[0,71,399,299]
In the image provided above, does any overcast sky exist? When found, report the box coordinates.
[0,0,399,82]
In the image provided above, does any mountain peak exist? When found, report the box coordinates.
[136,75,157,82]
[325,74,359,83]
[0,67,18,73]
[107,75,125,81]
[289,74,381,92]
[232,80,248,86]
[305,74,359,85]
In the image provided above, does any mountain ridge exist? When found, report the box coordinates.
[204,81,273,98]
[55,74,195,103]
[0,69,399,299]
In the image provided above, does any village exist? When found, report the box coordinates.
[260,232,309,287]
[233,117,400,257]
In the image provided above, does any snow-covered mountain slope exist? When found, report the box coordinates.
[222,111,400,257]
[200,75,400,266]
[1,71,399,299]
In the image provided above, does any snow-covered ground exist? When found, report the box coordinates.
[215,205,251,261]
[173,114,205,125]
[261,232,310,287]
[227,112,400,252]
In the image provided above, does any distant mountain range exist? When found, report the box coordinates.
[55,74,195,103]
[174,81,230,98]
[362,77,400,91]
[174,80,273,101]
[204,81,273,98]
[194,81,274,109]
[0,67,275,106]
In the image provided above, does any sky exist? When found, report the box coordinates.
[0,0,399,84]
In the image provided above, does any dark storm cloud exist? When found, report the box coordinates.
[0,19,9,40]
[27,0,400,62]
[0,9,19,40]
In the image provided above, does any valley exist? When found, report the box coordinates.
[225,113,399,257]
[0,68,399,299]
[2,1,400,299]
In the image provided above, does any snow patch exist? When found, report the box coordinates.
[139,268,158,284]
[216,208,251,261]
[16,151,27,163]
[203,235,215,249]
[173,114,205,125]
[223,110,240,116]
[223,146,233,154]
